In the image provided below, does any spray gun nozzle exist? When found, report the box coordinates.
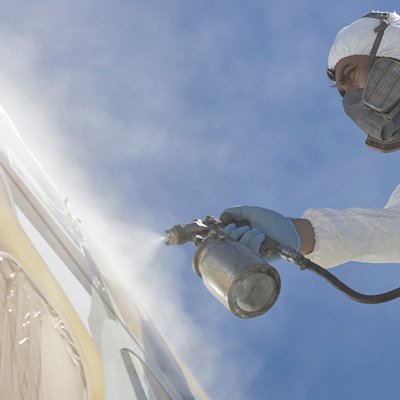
[164,224,190,246]
[164,217,223,246]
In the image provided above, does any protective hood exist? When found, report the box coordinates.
[328,12,400,70]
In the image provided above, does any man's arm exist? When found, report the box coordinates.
[302,183,400,267]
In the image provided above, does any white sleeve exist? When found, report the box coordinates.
[302,184,400,268]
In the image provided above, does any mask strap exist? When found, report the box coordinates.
[363,12,390,75]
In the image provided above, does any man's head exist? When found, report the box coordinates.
[327,12,400,152]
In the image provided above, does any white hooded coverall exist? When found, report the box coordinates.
[304,183,400,268]
[305,12,400,268]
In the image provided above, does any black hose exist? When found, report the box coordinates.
[303,258,400,304]
[263,240,400,305]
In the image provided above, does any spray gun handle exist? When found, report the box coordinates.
[220,212,293,260]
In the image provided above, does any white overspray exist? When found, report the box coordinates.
[0,74,256,400]
[0,7,261,399]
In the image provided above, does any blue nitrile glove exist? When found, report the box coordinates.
[222,206,301,262]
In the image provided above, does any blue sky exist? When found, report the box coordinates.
[1,1,400,399]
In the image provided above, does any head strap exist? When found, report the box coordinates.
[363,12,390,74]
[363,11,391,20]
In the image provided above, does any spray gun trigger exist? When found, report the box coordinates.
[219,212,251,229]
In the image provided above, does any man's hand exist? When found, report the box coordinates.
[221,206,311,262]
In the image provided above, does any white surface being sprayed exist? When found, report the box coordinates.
[14,206,92,333]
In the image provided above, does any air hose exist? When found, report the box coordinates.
[261,237,400,304]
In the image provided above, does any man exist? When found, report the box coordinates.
[223,11,400,269]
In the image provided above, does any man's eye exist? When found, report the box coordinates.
[341,66,357,85]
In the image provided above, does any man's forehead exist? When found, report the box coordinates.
[335,55,369,77]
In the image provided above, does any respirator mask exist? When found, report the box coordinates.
[341,13,400,152]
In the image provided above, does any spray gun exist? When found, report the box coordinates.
[165,215,281,318]
[165,214,400,319]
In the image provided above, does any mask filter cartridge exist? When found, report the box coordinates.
[363,58,400,114]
